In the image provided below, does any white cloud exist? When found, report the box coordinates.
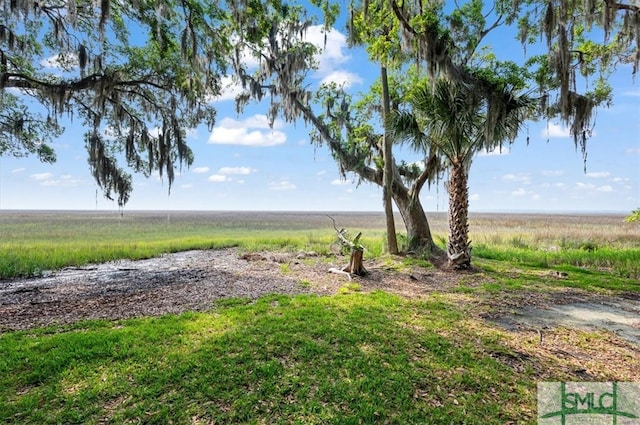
[40,53,78,70]
[30,172,54,181]
[41,180,82,187]
[586,171,610,178]
[192,167,210,174]
[317,170,327,176]
[511,188,539,199]
[623,89,640,97]
[625,148,640,155]
[148,127,162,138]
[11,168,26,174]
[5,87,25,96]
[208,115,286,147]
[575,182,618,193]
[305,26,349,71]
[35,173,85,187]
[612,177,630,183]
[185,128,198,139]
[269,180,296,191]
[576,182,596,190]
[542,122,571,138]
[210,75,245,102]
[554,182,566,188]
[320,70,363,88]
[502,173,531,184]
[218,166,253,175]
[469,193,480,201]
[208,175,231,182]
[305,26,364,88]
[243,114,284,129]
[211,26,362,103]
[478,147,510,156]
[180,184,193,189]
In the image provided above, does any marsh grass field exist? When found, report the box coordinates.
[1,210,639,424]
[1,210,638,279]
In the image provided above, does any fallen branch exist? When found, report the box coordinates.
[328,267,352,281]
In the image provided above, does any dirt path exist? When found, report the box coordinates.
[494,296,640,346]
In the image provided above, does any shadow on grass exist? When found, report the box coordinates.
[0,292,543,424]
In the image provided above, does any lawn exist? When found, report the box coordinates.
[1,292,537,424]
[0,210,638,424]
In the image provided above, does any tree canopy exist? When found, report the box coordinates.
[1,0,637,212]
[1,0,230,206]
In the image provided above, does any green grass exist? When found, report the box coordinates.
[1,211,639,423]
[0,211,387,279]
[473,243,640,280]
[475,257,640,293]
[1,211,638,279]
[0,292,539,424]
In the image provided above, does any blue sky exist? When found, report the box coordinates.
[1,22,638,213]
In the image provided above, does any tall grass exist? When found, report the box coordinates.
[461,213,640,278]
[0,211,388,279]
[1,210,638,279]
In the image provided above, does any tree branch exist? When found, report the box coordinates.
[605,0,640,13]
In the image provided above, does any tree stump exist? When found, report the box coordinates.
[343,245,367,276]
[327,216,368,277]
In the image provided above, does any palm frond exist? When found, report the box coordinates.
[387,109,428,152]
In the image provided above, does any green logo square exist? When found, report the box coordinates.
[538,382,640,424]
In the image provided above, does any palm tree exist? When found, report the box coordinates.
[390,79,535,268]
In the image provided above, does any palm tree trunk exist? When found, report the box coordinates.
[446,161,471,268]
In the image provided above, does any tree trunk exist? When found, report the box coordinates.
[343,247,367,276]
[381,65,399,255]
[393,189,443,257]
[446,161,471,269]
[290,97,439,259]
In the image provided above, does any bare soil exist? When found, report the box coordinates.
[1,248,638,338]
[0,247,460,330]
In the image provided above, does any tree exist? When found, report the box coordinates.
[347,2,404,255]
[391,0,639,166]
[328,215,367,276]
[1,0,230,206]
[503,0,640,164]
[229,2,448,255]
[390,79,535,268]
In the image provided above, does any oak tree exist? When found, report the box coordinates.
[1,0,230,206]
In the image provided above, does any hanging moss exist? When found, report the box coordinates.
[1,0,230,206]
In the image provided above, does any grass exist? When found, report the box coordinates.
[1,292,538,424]
[0,211,388,279]
[2,210,638,279]
[1,210,639,423]
[473,244,640,279]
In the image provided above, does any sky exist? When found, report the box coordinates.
[1,16,639,213]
